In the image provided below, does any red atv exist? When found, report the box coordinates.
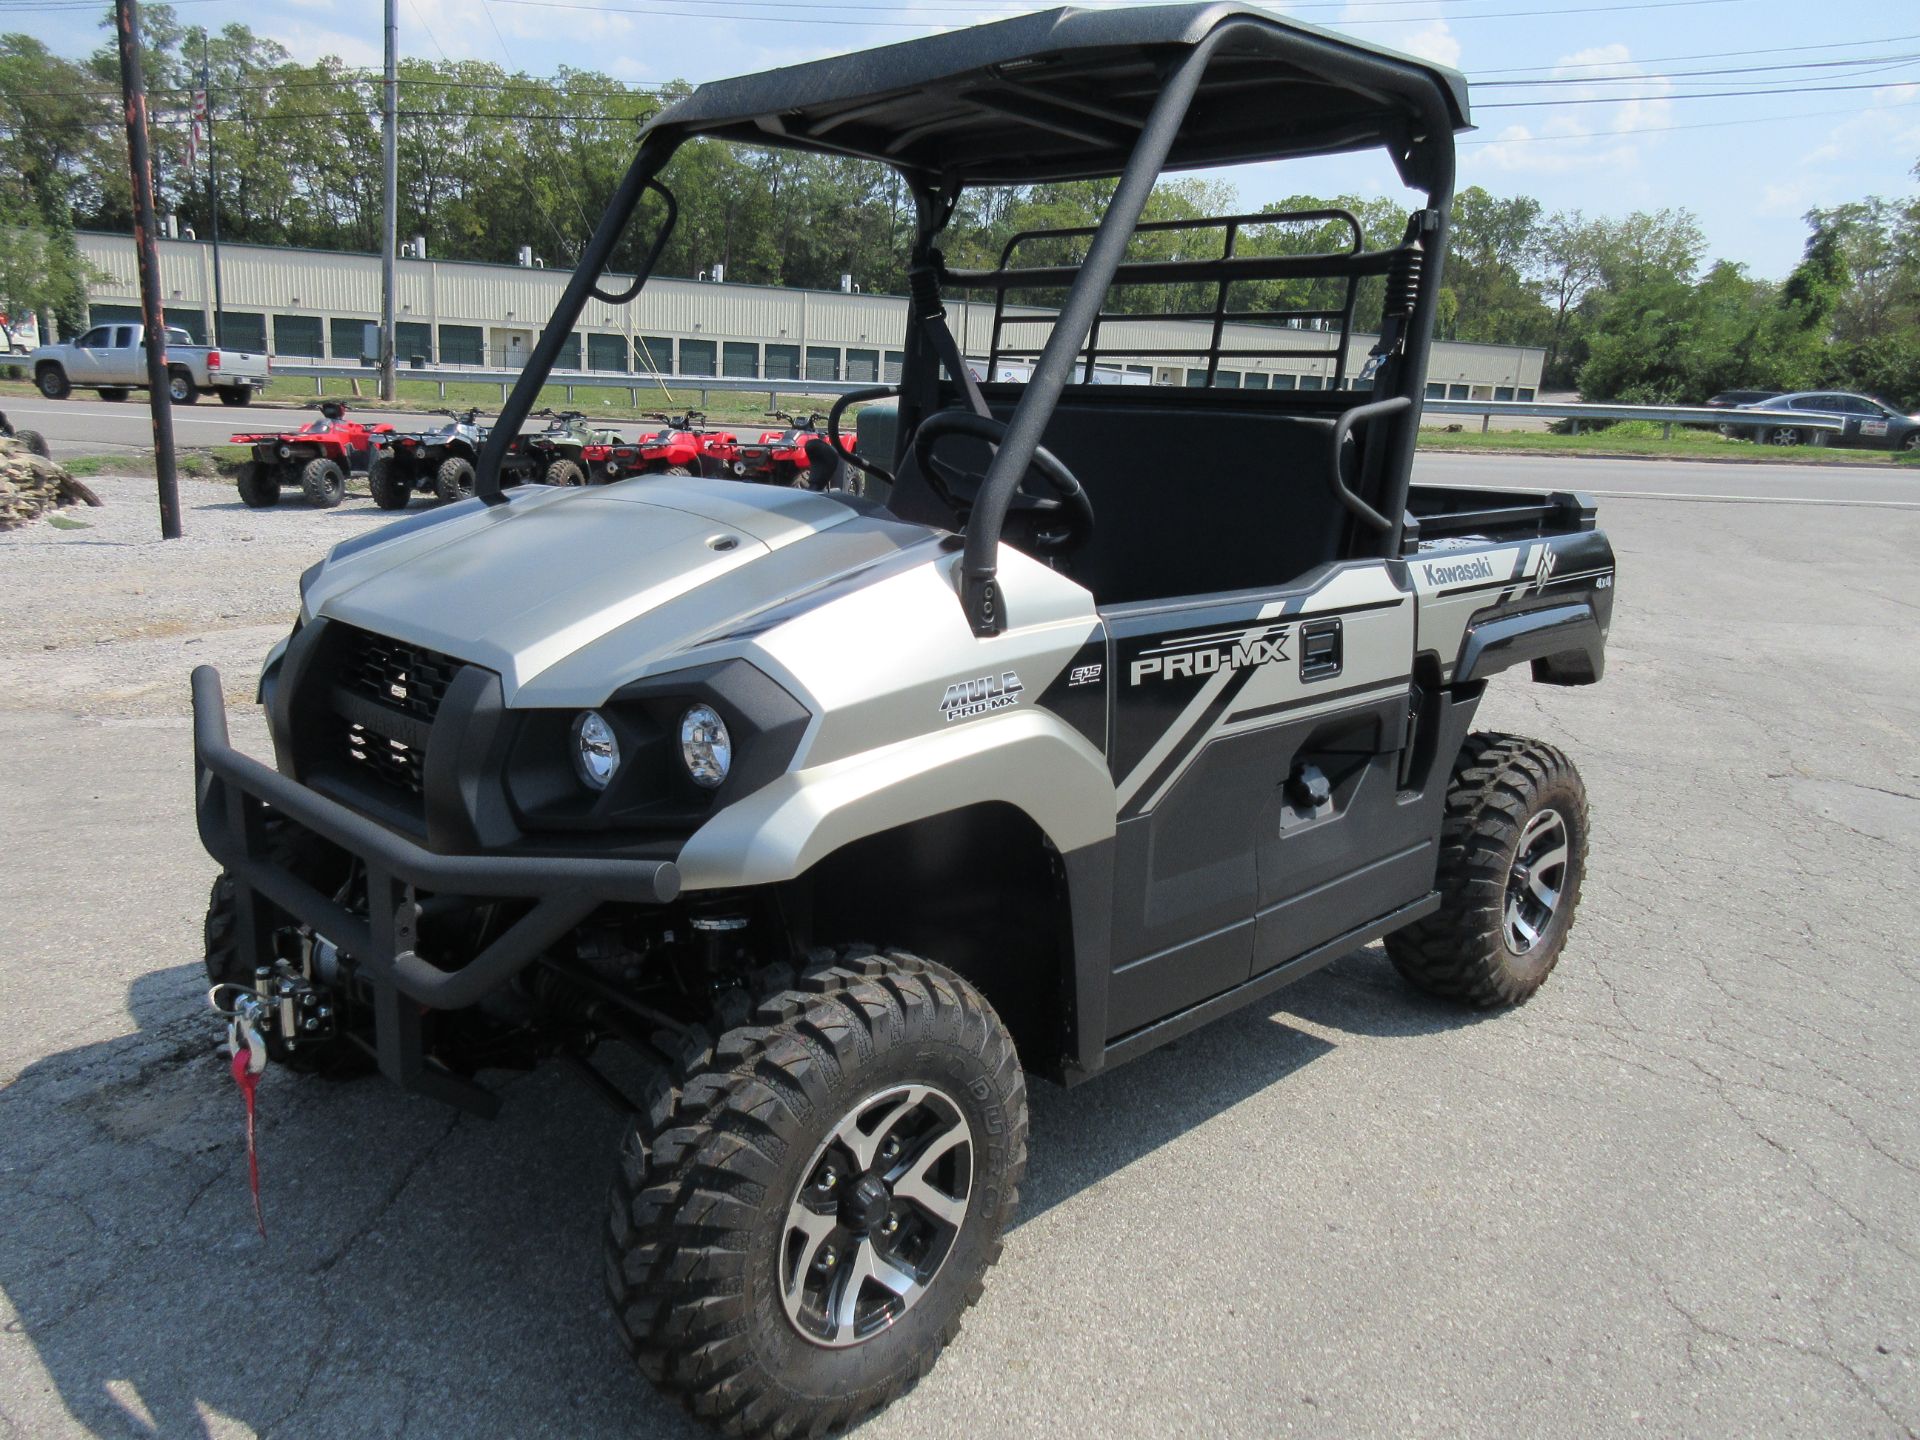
[583,411,740,482]
[231,401,394,509]
[728,409,856,488]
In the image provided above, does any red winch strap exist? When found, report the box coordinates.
[230,1047,266,1238]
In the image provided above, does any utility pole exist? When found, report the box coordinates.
[200,33,225,346]
[114,0,181,540]
[380,0,398,401]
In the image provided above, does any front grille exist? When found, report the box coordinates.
[341,629,459,724]
[345,720,427,793]
[328,625,464,801]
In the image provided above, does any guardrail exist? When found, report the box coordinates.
[1423,398,1845,441]
[268,363,1848,443]
[268,361,870,408]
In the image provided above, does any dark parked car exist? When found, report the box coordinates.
[1736,391,1920,451]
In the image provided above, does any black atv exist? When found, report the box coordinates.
[368,408,491,509]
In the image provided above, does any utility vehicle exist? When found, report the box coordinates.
[231,401,393,508]
[192,8,1614,1436]
[368,408,491,509]
[729,409,857,488]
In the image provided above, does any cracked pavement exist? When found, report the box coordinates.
[1,466,1915,1438]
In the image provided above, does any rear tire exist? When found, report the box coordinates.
[367,455,412,510]
[300,456,346,509]
[235,460,280,508]
[543,457,586,487]
[606,946,1026,1439]
[36,365,70,400]
[168,370,199,404]
[1385,733,1588,1007]
[434,455,476,503]
[99,387,129,402]
[1766,426,1802,447]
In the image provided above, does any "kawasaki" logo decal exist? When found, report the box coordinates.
[1421,555,1495,587]
[940,671,1024,722]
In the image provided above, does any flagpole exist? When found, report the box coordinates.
[200,33,225,347]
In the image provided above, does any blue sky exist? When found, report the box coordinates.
[17,0,1919,279]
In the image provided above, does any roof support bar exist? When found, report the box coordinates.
[475,129,680,503]
[957,29,1229,635]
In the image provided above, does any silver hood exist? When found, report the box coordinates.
[301,478,935,704]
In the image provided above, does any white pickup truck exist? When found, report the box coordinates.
[31,322,270,407]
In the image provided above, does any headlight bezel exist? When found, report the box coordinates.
[678,703,732,789]
[571,708,622,791]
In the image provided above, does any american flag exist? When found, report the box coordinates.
[188,89,207,170]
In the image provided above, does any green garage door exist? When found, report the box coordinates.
[723,342,758,378]
[396,321,433,364]
[679,339,716,376]
[588,333,629,372]
[765,344,799,381]
[440,324,484,366]
[805,347,839,381]
[637,336,673,375]
[330,318,371,361]
[218,312,267,351]
[273,313,325,358]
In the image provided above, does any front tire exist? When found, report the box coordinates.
[300,456,346,509]
[607,948,1027,1439]
[235,460,280,508]
[434,455,476,503]
[367,455,412,510]
[36,365,70,400]
[1385,733,1588,1007]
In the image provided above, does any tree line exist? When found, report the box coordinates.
[4,9,1916,405]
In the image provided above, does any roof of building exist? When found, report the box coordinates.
[650,3,1469,186]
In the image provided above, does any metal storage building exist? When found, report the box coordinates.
[74,232,1545,401]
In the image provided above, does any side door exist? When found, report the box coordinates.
[1099,562,1417,1040]
[66,326,112,384]
[109,326,142,384]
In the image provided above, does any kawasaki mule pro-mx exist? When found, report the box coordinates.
[191,6,1614,1434]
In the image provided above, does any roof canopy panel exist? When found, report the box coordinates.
[648,3,1470,187]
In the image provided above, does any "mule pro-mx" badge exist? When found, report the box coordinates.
[940,671,1024,722]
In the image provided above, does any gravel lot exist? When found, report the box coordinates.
[1,465,1916,1439]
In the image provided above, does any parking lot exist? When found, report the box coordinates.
[1,458,1916,1438]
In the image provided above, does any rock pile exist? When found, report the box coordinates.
[0,438,100,529]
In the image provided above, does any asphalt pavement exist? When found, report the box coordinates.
[0,458,1916,1438]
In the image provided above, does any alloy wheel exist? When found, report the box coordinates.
[1504,807,1569,955]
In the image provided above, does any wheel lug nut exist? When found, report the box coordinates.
[882,1214,899,1236]
[818,1167,838,1190]
[816,1246,837,1270]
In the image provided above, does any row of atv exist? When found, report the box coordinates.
[231,402,855,510]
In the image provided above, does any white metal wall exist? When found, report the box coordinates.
[74,232,1545,391]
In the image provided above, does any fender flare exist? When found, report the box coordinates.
[674,707,1116,890]
[1456,601,1603,686]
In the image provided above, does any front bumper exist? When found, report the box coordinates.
[193,664,680,1105]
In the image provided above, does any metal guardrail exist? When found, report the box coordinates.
[268,362,869,407]
[268,363,1848,443]
[1424,398,1845,441]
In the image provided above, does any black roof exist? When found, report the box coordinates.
[648,3,1470,186]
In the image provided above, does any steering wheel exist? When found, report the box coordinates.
[910,411,1094,555]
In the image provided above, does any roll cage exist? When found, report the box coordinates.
[476,1,1468,634]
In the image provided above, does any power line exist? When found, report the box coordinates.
[1479,73,1920,108]
[1476,52,1920,88]
[1459,96,1920,145]
[1470,32,1920,76]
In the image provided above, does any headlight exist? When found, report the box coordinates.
[571,710,620,790]
[679,704,731,788]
